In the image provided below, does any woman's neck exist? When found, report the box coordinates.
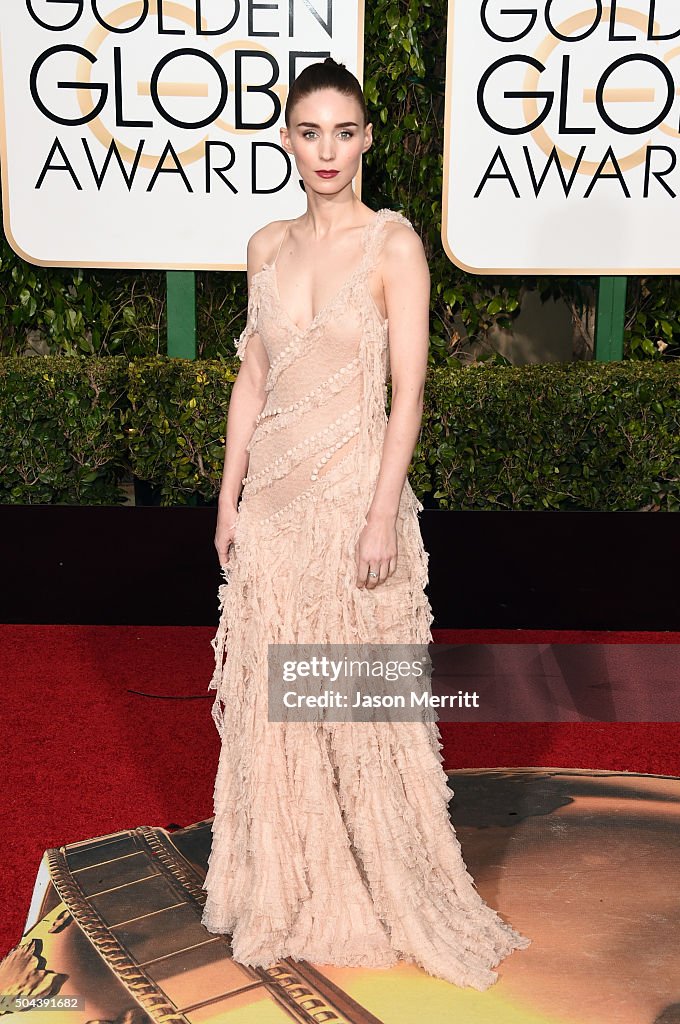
[298,193,366,237]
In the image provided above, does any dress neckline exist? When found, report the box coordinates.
[263,208,387,336]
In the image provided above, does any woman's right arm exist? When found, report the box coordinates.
[215,233,270,568]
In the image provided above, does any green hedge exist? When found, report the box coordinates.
[1,356,677,510]
[125,357,237,505]
[420,363,680,511]
[0,356,129,504]
[0,0,678,363]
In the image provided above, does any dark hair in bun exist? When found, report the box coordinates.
[285,56,368,128]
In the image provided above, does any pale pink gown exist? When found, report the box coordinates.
[200,208,531,990]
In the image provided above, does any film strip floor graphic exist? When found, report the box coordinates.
[1,768,678,1024]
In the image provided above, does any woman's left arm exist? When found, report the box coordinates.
[356,224,430,589]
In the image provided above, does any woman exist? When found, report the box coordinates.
[201,57,531,991]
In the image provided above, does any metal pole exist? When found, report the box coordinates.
[166,270,197,506]
[594,276,626,362]
[166,270,197,360]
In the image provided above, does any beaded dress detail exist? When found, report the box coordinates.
[200,208,531,990]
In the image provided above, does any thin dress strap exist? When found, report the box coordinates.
[272,222,290,266]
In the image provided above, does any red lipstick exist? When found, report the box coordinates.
[316,170,339,178]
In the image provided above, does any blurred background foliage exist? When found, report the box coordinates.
[0,0,677,365]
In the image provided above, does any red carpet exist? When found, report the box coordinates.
[1,624,678,962]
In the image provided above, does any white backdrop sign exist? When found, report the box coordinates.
[0,1,364,269]
[443,0,680,274]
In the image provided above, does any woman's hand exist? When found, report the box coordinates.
[215,502,239,569]
[355,514,398,589]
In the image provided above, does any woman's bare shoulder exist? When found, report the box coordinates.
[381,216,426,267]
[245,218,292,269]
